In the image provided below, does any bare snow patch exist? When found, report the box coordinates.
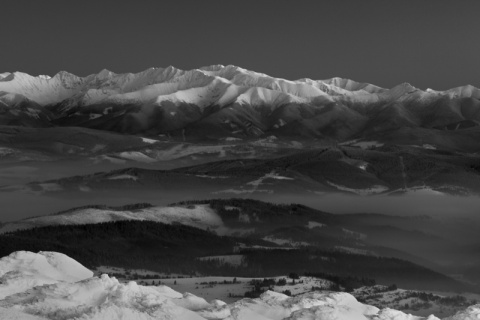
[213,171,292,195]
[149,144,232,161]
[350,140,384,149]
[358,163,368,171]
[213,188,274,195]
[263,236,309,247]
[118,151,157,163]
[107,174,138,181]
[327,181,388,195]
[141,137,158,144]
[234,243,297,252]
[26,108,41,119]
[103,107,113,115]
[335,246,376,256]
[224,137,242,141]
[307,221,325,229]
[195,174,230,179]
[250,136,279,148]
[247,171,294,188]
[89,113,102,120]
[342,228,367,240]
[0,147,15,157]
[401,186,445,196]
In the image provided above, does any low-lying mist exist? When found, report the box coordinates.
[285,193,480,219]
[2,190,480,285]
[2,190,480,222]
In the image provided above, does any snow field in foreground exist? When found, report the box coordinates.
[1,251,479,319]
[0,251,93,299]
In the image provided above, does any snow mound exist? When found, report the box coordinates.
[0,251,93,299]
[0,251,476,320]
[1,277,443,320]
[0,274,203,320]
[444,304,480,319]
[227,291,437,320]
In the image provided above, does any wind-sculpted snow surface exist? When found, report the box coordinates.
[0,251,93,299]
[0,251,478,320]
[443,305,480,320]
[0,275,444,320]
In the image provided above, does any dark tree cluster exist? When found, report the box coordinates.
[0,219,471,293]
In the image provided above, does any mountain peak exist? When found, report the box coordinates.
[0,64,477,112]
[96,68,115,78]
[388,82,418,97]
[322,77,385,93]
[53,70,78,80]
[199,64,226,71]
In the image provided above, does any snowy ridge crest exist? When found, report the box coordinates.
[0,65,478,108]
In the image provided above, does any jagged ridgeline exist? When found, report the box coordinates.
[0,65,479,148]
[0,199,475,293]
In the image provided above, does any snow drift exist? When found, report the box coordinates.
[0,251,93,300]
[0,251,478,319]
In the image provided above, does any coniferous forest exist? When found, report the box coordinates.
[0,219,469,292]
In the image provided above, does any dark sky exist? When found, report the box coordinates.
[2,0,479,90]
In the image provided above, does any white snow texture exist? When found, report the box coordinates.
[0,251,478,319]
[0,65,478,110]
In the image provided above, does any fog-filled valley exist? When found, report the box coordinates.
[4,188,480,221]
[1,64,480,319]
[4,0,480,316]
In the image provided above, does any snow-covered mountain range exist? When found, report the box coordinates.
[1,65,479,141]
[0,251,478,320]
[2,65,478,107]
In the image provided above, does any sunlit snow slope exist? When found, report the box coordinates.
[1,65,478,108]
[0,204,226,235]
[0,251,93,299]
[1,65,479,141]
[0,251,479,319]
